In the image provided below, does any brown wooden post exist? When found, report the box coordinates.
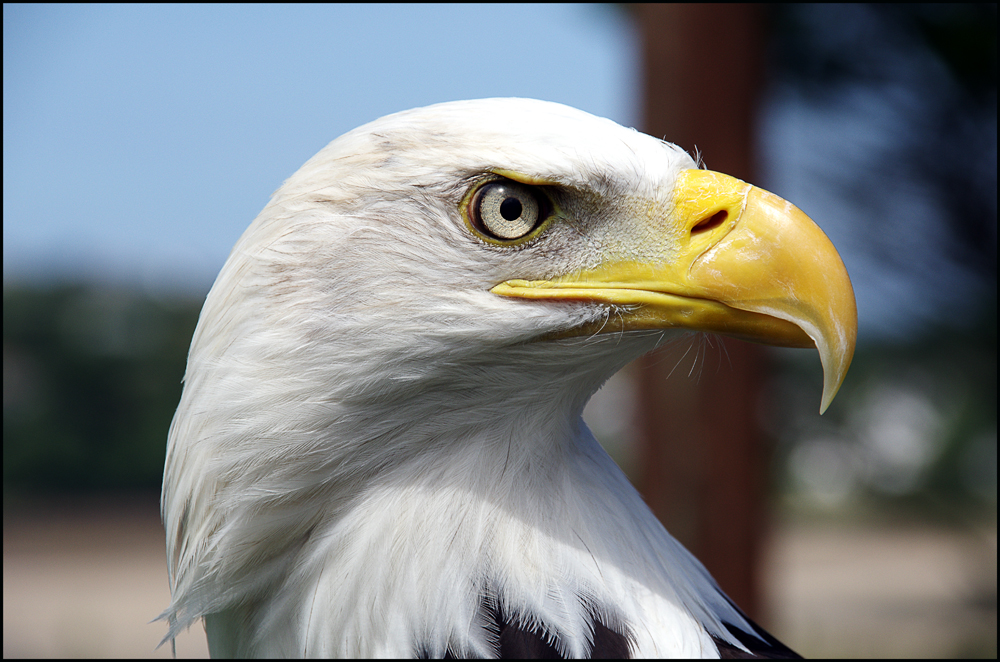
[630,3,770,619]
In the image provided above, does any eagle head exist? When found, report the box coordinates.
[161,98,855,658]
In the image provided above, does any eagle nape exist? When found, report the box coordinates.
[160,98,856,658]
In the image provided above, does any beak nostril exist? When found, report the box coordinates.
[691,210,728,235]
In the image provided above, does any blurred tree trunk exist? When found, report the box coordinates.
[631,3,770,620]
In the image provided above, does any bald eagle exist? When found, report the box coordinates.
[160,99,856,658]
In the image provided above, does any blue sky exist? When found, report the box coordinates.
[4,4,636,291]
[4,4,989,341]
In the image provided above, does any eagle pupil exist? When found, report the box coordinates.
[500,197,522,221]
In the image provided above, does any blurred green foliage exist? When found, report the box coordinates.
[4,284,201,492]
[771,299,997,514]
[4,281,996,513]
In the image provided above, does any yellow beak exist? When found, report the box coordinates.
[491,169,858,413]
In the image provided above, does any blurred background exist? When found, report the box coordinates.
[4,4,995,658]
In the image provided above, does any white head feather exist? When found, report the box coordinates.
[161,98,759,657]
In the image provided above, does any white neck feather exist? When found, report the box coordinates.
[165,323,752,657]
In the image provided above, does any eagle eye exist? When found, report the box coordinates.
[468,179,548,241]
